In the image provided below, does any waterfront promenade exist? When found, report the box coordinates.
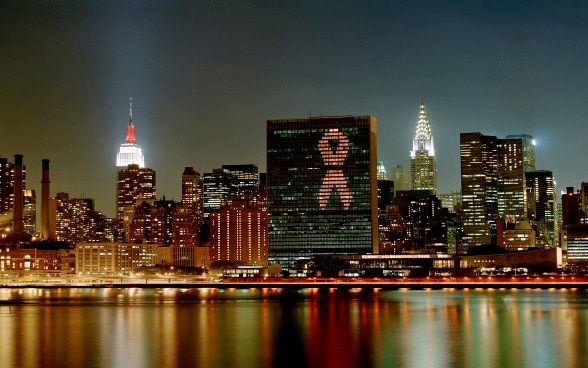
[0,275,587,290]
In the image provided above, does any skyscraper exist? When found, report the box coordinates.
[377,161,387,180]
[116,98,145,169]
[203,169,238,218]
[391,165,409,194]
[410,98,437,193]
[116,164,156,241]
[116,164,156,219]
[506,134,536,172]
[497,138,525,221]
[181,167,203,222]
[525,170,556,245]
[267,115,378,269]
[222,164,260,194]
[460,133,499,249]
[460,133,527,249]
[0,157,14,214]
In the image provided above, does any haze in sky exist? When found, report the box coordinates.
[1,0,587,217]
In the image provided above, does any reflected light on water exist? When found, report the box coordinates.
[0,288,585,367]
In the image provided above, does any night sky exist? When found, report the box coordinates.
[1,0,587,217]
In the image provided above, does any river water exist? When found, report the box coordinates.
[0,287,586,368]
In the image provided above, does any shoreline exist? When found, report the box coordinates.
[0,276,586,290]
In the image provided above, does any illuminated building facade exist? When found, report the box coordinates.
[130,200,171,244]
[181,167,203,223]
[410,100,437,193]
[497,138,525,221]
[266,115,378,269]
[0,157,14,213]
[0,246,75,273]
[460,133,528,250]
[377,161,387,180]
[116,164,156,219]
[203,169,238,218]
[116,98,145,169]
[116,164,156,241]
[210,197,268,265]
[23,189,36,236]
[562,224,588,263]
[525,170,556,245]
[222,164,260,194]
[50,192,94,244]
[171,207,199,247]
[501,220,536,251]
[460,133,499,249]
[506,134,536,172]
[75,242,158,275]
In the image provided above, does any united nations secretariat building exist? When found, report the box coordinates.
[266,116,378,269]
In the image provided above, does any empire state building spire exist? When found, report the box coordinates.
[410,95,437,193]
[116,98,145,169]
[125,98,136,143]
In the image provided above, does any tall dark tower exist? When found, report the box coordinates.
[41,159,51,239]
[13,154,24,237]
[266,115,378,269]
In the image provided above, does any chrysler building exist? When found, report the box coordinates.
[410,96,437,193]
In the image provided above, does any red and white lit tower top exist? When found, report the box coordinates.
[116,98,145,168]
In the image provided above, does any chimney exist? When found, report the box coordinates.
[41,159,50,239]
[13,154,24,236]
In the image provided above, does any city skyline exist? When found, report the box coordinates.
[1,1,588,217]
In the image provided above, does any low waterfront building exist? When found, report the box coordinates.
[75,242,158,276]
[0,243,75,274]
[562,224,588,263]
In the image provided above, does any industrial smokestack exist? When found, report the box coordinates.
[41,159,50,239]
[13,154,24,236]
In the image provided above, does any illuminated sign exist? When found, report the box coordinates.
[318,128,352,210]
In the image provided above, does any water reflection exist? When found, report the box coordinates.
[0,288,586,367]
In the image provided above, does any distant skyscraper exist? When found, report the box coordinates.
[506,134,536,172]
[410,98,437,193]
[391,165,409,194]
[116,164,156,218]
[222,164,260,194]
[181,167,203,222]
[377,161,387,180]
[460,133,499,249]
[116,98,145,169]
[0,157,14,214]
[525,170,556,245]
[497,138,525,221]
[203,169,238,218]
[23,189,36,236]
[267,115,378,269]
[579,182,588,218]
[116,164,156,241]
[460,133,527,249]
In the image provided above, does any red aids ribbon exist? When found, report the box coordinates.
[318,128,352,210]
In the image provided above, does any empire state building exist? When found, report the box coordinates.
[410,97,437,193]
[116,98,145,169]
